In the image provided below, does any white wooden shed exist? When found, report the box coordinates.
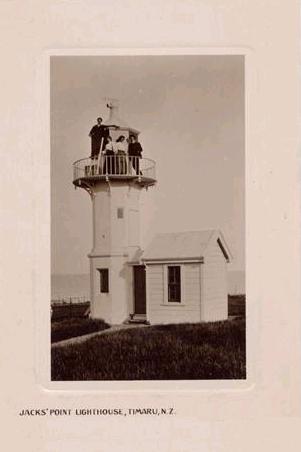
[141,230,232,324]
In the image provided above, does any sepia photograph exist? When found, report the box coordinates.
[2,0,301,450]
[50,54,245,381]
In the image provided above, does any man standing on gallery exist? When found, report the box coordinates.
[89,117,109,159]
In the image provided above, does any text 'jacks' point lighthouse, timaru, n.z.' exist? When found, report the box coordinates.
[72,100,156,325]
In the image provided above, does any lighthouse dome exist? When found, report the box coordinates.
[103,98,139,135]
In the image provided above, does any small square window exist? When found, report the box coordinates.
[117,208,124,219]
[98,268,109,293]
[168,266,181,302]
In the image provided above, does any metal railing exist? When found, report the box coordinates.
[51,296,90,320]
[51,296,89,306]
[73,155,156,182]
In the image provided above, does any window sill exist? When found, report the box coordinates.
[160,303,186,307]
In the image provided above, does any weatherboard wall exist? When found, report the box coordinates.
[201,239,228,321]
[145,263,201,324]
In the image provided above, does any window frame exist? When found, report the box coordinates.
[167,265,181,303]
[163,264,185,305]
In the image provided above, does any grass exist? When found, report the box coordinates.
[51,319,246,380]
[51,317,110,343]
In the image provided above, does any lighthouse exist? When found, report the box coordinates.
[73,100,156,324]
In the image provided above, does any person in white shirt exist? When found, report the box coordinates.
[115,135,127,174]
[103,136,115,174]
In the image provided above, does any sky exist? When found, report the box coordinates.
[51,55,244,275]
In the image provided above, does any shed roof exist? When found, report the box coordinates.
[142,230,231,262]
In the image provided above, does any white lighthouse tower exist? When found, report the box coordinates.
[73,100,156,324]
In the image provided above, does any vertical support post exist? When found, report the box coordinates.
[96,137,104,174]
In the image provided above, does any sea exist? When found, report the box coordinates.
[51,274,90,301]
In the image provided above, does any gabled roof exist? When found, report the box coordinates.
[142,230,232,263]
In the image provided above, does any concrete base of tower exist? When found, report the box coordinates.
[88,254,134,324]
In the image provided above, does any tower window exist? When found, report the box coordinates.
[98,268,109,293]
[117,207,124,219]
[168,266,181,302]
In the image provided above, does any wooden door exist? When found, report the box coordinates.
[133,266,146,314]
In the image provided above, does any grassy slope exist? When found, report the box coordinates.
[51,319,246,380]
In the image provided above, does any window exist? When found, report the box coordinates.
[98,268,109,293]
[117,207,124,219]
[168,266,181,302]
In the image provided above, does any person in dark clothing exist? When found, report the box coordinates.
[89,117,109,159]
[128,135,143,175]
